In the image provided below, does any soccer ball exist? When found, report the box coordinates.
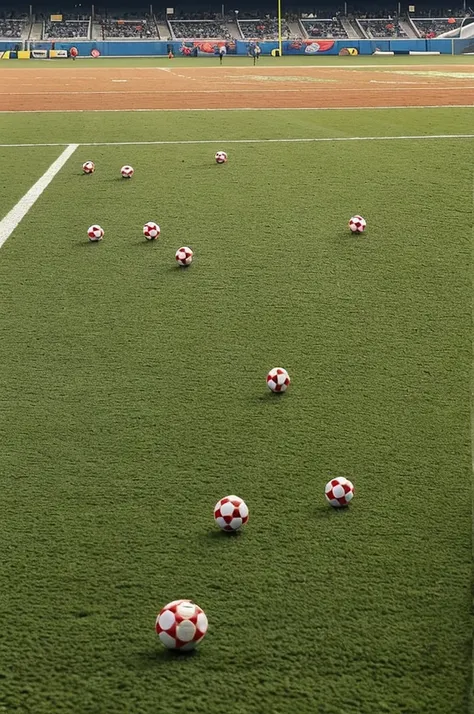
[87,224,104,242]
[121,165,134,179]
[155,599,208,651]
[214,495,249,532]
[175,246,193,266]
[325,477,354,508]
[82,161,95,174]
[215,151,227,164]
[266,367,290,393]
[143,222,160,240]
[349,215,366,233]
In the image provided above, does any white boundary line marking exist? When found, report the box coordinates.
[0,63,473,70]
[0,143,78,249]
[0,135,473,149]
[3,86,474,95]
[0,105,473,114]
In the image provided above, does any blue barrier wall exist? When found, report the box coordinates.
[0,42,20,51]
[23,38,467,57]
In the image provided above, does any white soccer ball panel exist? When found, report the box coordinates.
[219,501,235,517]
[239,502,249,519]
[176,601,197,619]
[176,619,196,642]
[230,517,243,530]
[332,484,346,499]
[159,631,176,649]
[197,612,208,632]
[158,609,175,630]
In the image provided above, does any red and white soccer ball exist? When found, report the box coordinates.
[175,246,193,266]
[121,165,134,179]
[155,599,208,651]
[349,215,366,233]
[88,224,104,242]
[143,222,160,240]
[215,151,227,164]
[325,477,354,508]
[267,367,290,393]
[82,161,95,174]
[214,495,249,532]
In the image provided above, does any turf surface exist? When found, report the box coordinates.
[0,109,472,714]
[1,54,474,68]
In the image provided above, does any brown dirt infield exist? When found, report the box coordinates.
[0,64,473,111]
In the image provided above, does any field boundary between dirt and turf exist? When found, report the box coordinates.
[1,134,474,149]
[1,105,473,114]
[0,144,78,249]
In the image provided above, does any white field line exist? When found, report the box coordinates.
[1,63,473,70]
[0,143,78,249]
[3,86,474,95]
[0,105,473,113]
[0,135,473,149]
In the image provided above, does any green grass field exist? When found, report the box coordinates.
[0,100,473,714]
[1,54,474,68]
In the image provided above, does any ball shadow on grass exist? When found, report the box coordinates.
[75,240,102,248]
[253,390,289,405]
[134,647,199,668]
[314,504,352,520]
[199,528,242,543]
[166,264,193,273]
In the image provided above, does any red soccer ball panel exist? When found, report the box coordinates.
[214,495,249,531]
[325,477,354,507]
[155,600,208,650]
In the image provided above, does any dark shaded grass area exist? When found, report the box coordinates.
[0,130,472,713]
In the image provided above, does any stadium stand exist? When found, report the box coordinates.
[412,17,462,36]
[170,19,230,38]
[42,18,89,39]
[238,18,291,39]
[0,18,27,37]
[300,18,348,38]
[102,18,158,38]
[358,18,408,37]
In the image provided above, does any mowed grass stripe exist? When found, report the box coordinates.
[0,106,474,145]
[0,136,471,713]
[1,133,474,148]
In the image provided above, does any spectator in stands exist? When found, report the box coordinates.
[102,18,158,39]
[0,19,25,38]
[43,20,89,39]
[171,20,229,39]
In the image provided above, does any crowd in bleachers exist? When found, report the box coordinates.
[301,18,348,37]
[102,19,158,38]
[43,19,89,38]
[358,18,408,36]
[413,17,461,35]
[406,7,468,16]
[170,20,231,39]
[238,18,291,39]
[0,18,25,37]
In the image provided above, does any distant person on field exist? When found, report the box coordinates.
[219,43,226,64]
[70,46,78,61]
[255,43,261,61]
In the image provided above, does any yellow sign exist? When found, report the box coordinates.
[50,14,63,21]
